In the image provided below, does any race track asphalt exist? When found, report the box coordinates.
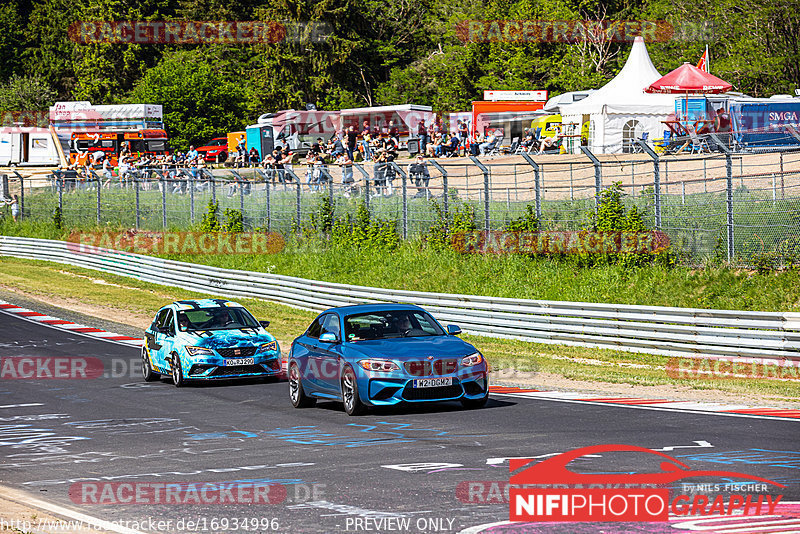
[1,308,798,534]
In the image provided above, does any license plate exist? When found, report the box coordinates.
[413,377,452,388]
[223,358,255,366]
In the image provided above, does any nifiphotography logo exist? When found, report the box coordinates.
[509,444,784,522]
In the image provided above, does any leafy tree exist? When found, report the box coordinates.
[0,1,25,80]
[0,74,57,111]
[129,49,248,149]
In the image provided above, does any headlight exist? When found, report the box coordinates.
[358,359,399,372]
[186,346,214,356]
[259,341,278,353]
[461,352,483,366]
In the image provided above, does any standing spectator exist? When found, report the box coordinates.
[186,145,199,162]
[101,154,113,188]
[388,120,399,138]
[335,152,355,196]
[417,120,428,156]
[5,195,19,222]
[360,120,373,162]
[346,125,358,162]
[407,156,430,197]
[458,120,469,145]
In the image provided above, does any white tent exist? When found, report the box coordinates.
[561,36,676,154]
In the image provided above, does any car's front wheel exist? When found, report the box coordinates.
[289,362,316,408]
[460,392,489,409]
[341,366,366,416]
[171,354,185,388]
[141,347,158,382]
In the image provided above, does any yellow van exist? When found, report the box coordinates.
[530,114,562,139]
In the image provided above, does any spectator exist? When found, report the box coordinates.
[407,155,430,197]
[310,138,324,158]
[443,134,460,157]
[346,125,358,162]
[329,135,345,158]
[715,108,731,132]
[417,120,428,155]
[382,135,398,161]
[101,154,113,188]
[361,120,373,162]
[5,194,19,222]
[537,127,561,154]
[458,120,469,144]
[248,147,259,166]
[186,145,199,162]
[521,129,536,152]
[479,132,497,156]
[335,152,355,196]
[388,120,399,138]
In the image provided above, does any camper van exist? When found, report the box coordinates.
[245,105,435,159]
[0,128,61,166]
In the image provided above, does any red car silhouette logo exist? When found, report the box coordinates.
[510,444,785,487]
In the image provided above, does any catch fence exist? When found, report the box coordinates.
[5,146,800,266]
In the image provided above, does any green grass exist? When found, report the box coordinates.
[0,257,797,400]
[3,216,800,312]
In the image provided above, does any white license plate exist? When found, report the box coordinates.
[223,358,255,366]
[413,377,452,388]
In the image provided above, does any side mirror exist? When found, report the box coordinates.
[446,325,462,336]
[259,320,270,328]
[319,332,339,343]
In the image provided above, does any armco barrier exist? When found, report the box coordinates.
[2,236,799,361]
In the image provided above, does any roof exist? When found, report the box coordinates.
[326,303,426,315]
[170,299,243,310]
[561,37,675,116]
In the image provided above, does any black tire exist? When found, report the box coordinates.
[218,152,228,163]
[141,347,158,382]
[461,392,489,409]
[170,353,185,388]
[289,362,316,408]
[341,366,366,416]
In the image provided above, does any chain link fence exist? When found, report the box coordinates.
[6,146,800,267]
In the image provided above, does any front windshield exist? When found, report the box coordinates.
[177,307,260,331]
[343,310,444,341]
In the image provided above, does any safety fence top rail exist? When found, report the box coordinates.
[1,236,798,361]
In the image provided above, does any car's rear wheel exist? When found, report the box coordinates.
[171,354,185,388]
[341,366,365,416]
[141,347,158,382]
[289,362,316,408]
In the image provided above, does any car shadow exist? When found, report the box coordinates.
[312,397,516,416]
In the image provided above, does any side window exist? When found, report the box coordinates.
[157,309,175,336]
[306,315,324,339]
[413,312,441,335]
[321,314,341,338]
[153,309,169,330]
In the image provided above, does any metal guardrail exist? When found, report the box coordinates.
[2,235,799,361]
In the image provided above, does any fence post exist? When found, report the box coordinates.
[569,162,574,201]
[637,140,661,229]
[631,161,635,198]
[428,160,449,228]
[296,177,301,230]
[256,169,271,231]
[189,174,195,224]
[390,162,408,239]
[520,153,542,221]
[726,153,734,262]
[56,172,63,220]
[135,176,140,229]
[353,163,371,214]
[469,156,490,231]
[89,170,101,224]
[780,151,785,199]
[11,170,24,219]
[579,147,602,213]
[161,173,167,229]
[681,181,685,205]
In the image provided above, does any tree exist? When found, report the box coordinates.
[129,49,248,150]
[0,74,58,112]
[0,1,25,80]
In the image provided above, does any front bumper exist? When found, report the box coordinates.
[185,354,282,379]
[360,368,488,406]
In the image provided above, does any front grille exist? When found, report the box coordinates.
[210,364,267,376]
[402,382,463,401]
[403,359,458,376]
[217,346,257,358]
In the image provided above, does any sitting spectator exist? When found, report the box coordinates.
[426,133,442,157]
[479,132,497,156]
[329,135,345,158]
[382,135,398,161]
[248,147,259,166]
[521,129,536,152]
[442,134,461,157]
[537,127,561,154]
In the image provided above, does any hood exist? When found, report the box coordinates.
[345,336,475,360]
[179,328,275,348]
